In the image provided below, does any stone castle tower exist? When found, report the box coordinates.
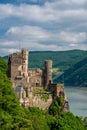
[8,49,53,89]
[8,49,28,79]
[44,60,52,88]
[21,49,28,77]
[8,49,69,111]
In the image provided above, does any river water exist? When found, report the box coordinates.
[65,86,87,117]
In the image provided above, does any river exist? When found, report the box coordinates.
[65,86,87,117]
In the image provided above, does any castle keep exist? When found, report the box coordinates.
[8,49,69,111]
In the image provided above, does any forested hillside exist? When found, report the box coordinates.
[64,57,87,86]
[0,57,33,129]
[0,56,87,129]
[29,50,87,71]
[4,49,87,71]
[54,56,87,86]
[0,56,7,74]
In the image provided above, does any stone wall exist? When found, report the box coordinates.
[49,83,64,97]
[32,94,52,110]
[28,69,43,87]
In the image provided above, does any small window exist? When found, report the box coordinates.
[36,83,39,87]
[49,80,51,84]
[19,71,21,76]
[22,66,23,70]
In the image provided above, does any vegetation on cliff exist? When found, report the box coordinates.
[0,56,87,130]
[49,97,64,116]
[0,63,33,129]
[0,56,7,74]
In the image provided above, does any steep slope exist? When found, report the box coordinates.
[64,57,87,87]
[0,57,33,129]
[0,56,7,74]
[54,57,87,87]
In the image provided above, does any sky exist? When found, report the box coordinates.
[0,0,87,56]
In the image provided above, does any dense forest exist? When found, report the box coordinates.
[1,56,87,129]
[64,57,87,86]
[53,56,87,87]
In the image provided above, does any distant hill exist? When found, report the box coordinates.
[4,50,87,70]
[3,49,87,86]
[64,57,87,87]
[54,57,87,87]
[28,50,87,71]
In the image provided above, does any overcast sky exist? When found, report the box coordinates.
[0,0,87,56]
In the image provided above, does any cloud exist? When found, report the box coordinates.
[0,4,55,22]
[59,31,87,43]
[0,0,87,56]
[0,25,86,56]
[6,25,52,42]
[0,4,13,19]
[6,25,87,44]
[0,1,87,23]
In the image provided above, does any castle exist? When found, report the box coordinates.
[8,49,69,111]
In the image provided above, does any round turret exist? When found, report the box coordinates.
[22,49,28,77]
[44,60,52,88]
